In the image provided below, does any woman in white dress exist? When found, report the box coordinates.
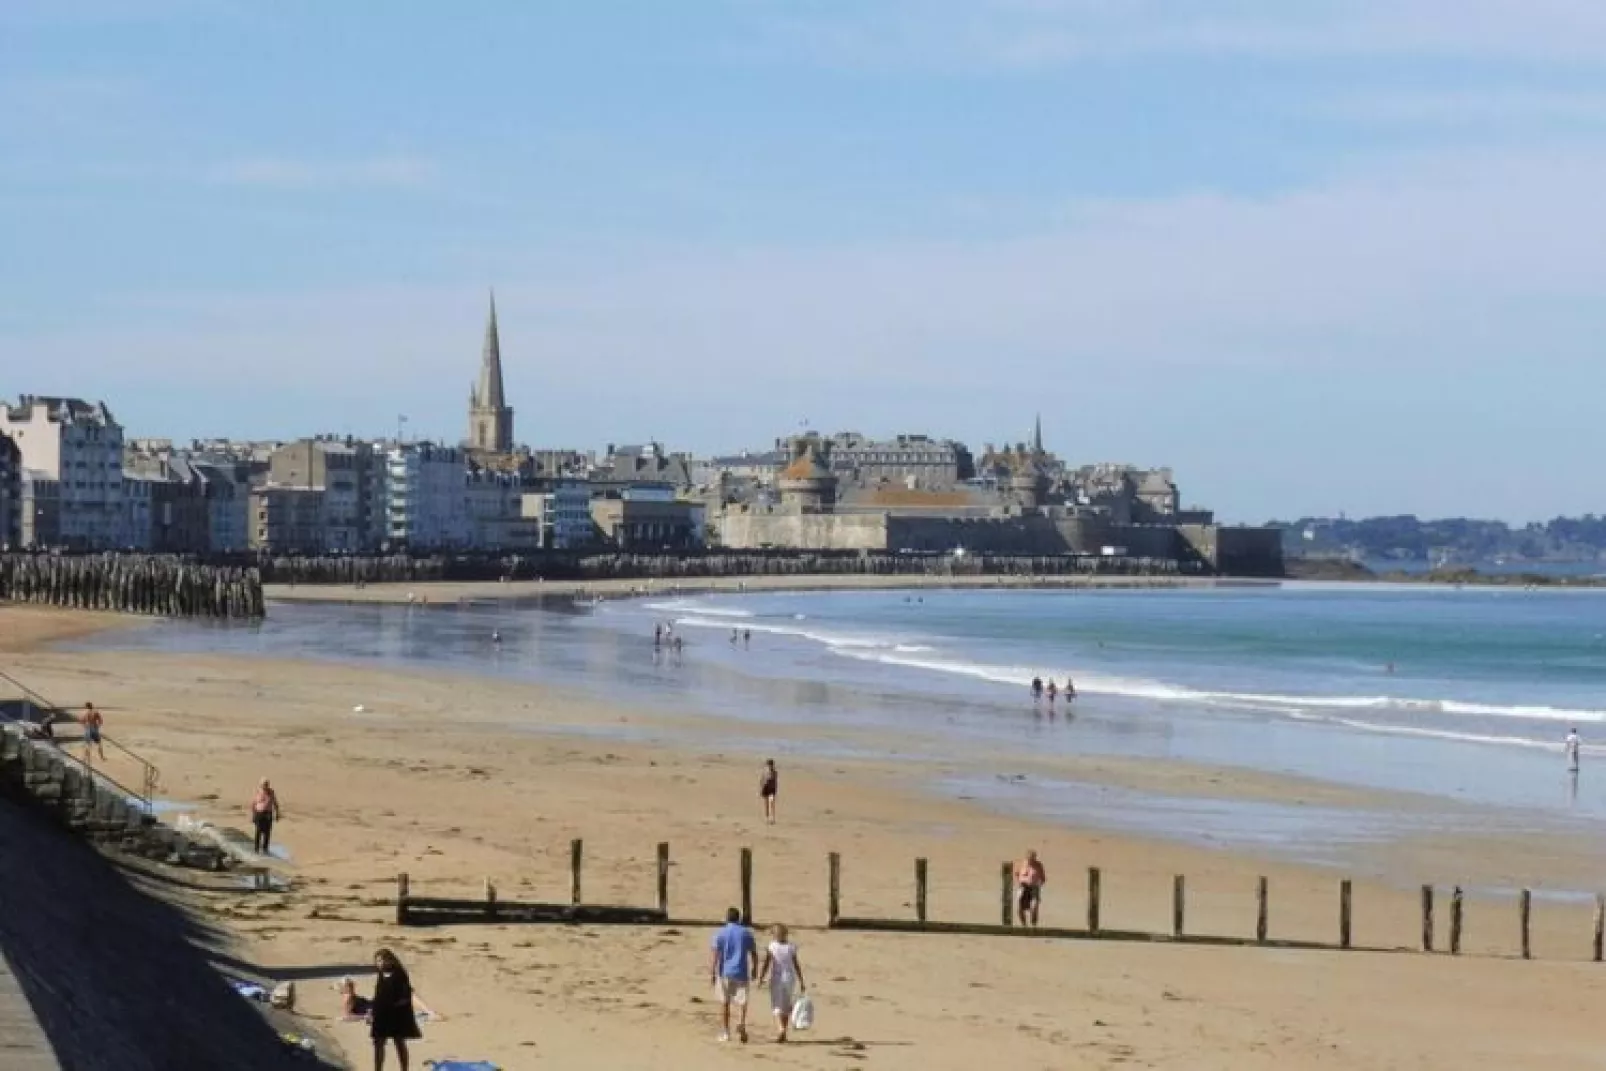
[757,923,807,1043]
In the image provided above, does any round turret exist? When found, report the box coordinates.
[777,438,838,512]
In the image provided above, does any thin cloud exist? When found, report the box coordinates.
[750,0,1606,70]
[209,155,438,191]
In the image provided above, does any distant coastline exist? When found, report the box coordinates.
[1285,557,1606,587]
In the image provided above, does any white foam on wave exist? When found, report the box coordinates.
[642,599,753,619]
[671,615,897,650]
[833,647,1606,727]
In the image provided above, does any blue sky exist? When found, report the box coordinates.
[5,0,1605,522]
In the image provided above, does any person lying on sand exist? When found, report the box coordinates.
[338,975,439,1024]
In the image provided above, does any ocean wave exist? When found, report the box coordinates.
[670,615,896,650]
[1286,712,1606,754]
[831,648,1606,725]
[642,600,754,619]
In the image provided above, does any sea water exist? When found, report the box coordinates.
[81,582,1606,863]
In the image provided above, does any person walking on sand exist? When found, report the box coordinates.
[370,948,423,1071]
[758,923,807,1043]
[1015,849,1047,928]
[1566,728,1582,772]
[710,907,759,1043]
[250,778,281,855]
[80,702,105,762]
[760,759,779,824]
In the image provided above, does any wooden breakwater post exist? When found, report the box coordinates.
[828,853,841,926]
[396,873,410,925]
[1593,894,1604,963]
[1255,876,1269,945]
[1520,889,1532,960]
[1000,861,1013,927]
[1172,875,1186,938]
[1087,867,1101,935]
[656,842,670,916]
[915,857,929,923]
[570,839,583,906]
[1339,879,1353,950]
[1421,885,1434,952]
[1450,886,1463,955]
[740,847,754,924]
[486,879,498,922]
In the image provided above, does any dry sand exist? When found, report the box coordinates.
[4,603,1605,1070]
[264,571,1240,606]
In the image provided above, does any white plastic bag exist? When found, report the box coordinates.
[789,993,815,1032]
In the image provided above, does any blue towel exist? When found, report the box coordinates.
[424,1063,500,1071]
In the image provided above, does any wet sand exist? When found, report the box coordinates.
[7,604,1606,1069]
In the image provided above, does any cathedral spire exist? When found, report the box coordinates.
[467,288,514,453]
[476,289,505,410]
[1032,413,1043,455]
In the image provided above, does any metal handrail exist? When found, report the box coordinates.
[0,668,161,812]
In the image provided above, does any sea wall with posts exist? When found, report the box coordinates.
[253,548,1197,586]
[0,553,263,619]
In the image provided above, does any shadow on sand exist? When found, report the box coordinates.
[0,796,341,1070]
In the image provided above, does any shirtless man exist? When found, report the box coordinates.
[760,760,779,824]
[1015,849,1047,928]
[81,702,106,762]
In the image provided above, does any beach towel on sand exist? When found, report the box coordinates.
[423,1062,500,1071]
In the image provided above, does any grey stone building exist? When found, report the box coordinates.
[814,431,975,490]
[467,292,514,454]
[264,437,385,552]
[0,396,125,549]
[0,432,19,548]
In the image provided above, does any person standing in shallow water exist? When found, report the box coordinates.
[250,778,281,854]
[760,759,779,824]
[370,948,423,1070]
[1566,728,1582,772]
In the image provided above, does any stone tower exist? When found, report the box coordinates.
[467,291,514,453]
[777,436,838,513]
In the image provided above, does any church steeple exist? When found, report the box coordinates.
[1032,413,1043,455]
[467,289,514,453]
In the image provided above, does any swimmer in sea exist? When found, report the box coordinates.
[1064,678,1076,703]
[1046,679,1058,704]
[491,630,502,645]
[1030,677,1044,702]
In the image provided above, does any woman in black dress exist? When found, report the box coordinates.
[370,948,422,1071]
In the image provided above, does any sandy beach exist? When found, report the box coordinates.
[264,571,1238,607]
[5,602,1606,1069]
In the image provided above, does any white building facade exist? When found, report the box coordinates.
[521,480,594,549]
[0,397,125,549]
[386,443,472,550]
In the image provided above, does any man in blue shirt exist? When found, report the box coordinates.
[709,907,758,1043]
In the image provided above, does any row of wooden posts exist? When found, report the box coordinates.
[393,841,1606,961]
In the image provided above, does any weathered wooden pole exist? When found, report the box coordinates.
[1421,885,1435,952]
[570,839,583,906]
[486,878,498,922]
[1001,861,1014,927]
[915,857,929,924]
[1593,894,1604,963]
[1520,888,1532,960]
[740,847,754,924]
[1087,867,1101,934]
[1256,876,1269,944]
[1450,886,1463,955]
[656,842,670,916]
[828,852,841,926]
[1339,879,1353,950]
[396,872,410,926]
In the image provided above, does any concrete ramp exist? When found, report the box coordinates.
[0,796,336,1070]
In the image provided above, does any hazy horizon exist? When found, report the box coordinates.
[6,1,1603,523]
